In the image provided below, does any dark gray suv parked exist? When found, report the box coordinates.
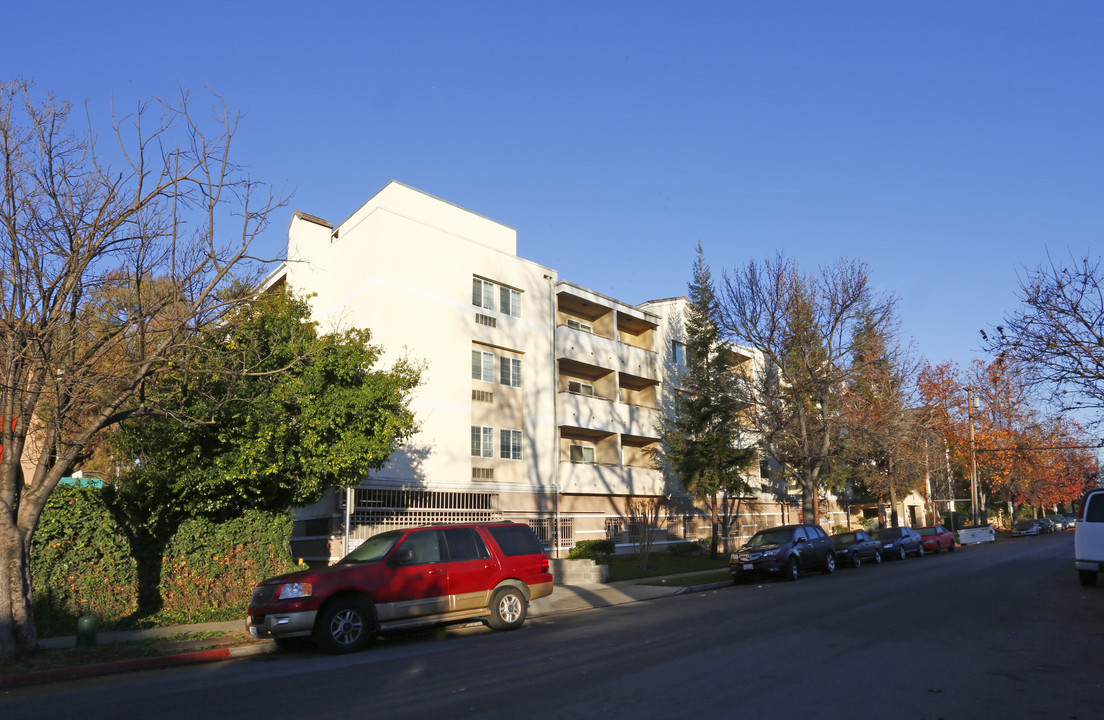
[730,524,837,583]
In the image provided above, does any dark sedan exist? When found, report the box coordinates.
[870,526,924,560]
[831,530,883,568]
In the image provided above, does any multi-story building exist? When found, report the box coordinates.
[269,181,898,563]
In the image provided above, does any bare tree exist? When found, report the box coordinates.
[983,251,1104,424]
[718,253,897,525]
[0,80,285,660]
[625,495,668,569]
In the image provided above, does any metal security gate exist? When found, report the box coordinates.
[347,489,502,544]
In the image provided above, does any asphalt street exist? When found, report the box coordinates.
[3,532,1100,720]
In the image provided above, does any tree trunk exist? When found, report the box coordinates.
[710,494,720,558]
[889,483,900,528]
[0,520,37,661]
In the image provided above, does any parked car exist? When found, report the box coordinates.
[1075,488,1104,587]
[1011,519,1043,536]
[870,526,924,560]
[730,524,837,582]
[917,525,956,553]
[1035,517,1056,533]
[1045,515,1070,531]
[831,530,883,568]
[246,522,553,653]
[1065,514,1079,528]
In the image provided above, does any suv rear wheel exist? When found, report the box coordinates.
[823,552,836,574]
[487,586,528,631]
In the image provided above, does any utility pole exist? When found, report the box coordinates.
[966,386,980,526]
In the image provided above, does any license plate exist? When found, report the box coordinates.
[743,563,753,570]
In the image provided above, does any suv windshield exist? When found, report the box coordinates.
[746,528,794,547]
[339,530,404,564]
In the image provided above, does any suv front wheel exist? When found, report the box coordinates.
[314,598,374,654]
[785,556,800,581]
[487,586,528,630]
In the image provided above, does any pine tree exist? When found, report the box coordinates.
[660,243,756,557]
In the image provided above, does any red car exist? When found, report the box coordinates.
[917,525,956,554]
[247,522,553,653]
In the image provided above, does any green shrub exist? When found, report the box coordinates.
[832,525,850,535]
[158,510,299,623]
[31,485,139,637]
[666,541,704,557]
[567,539,615,561]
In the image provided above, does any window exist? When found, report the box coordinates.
[499,286,521,317]
[500,357,522,387]
[487,524,545,556]
[396,529,441,564]
[567,318,593,334]
[472,278,495,310]
[472,350,494,382]
[673,341,688,367]
[471,426,494,458]
[500,429,522,460]
[442,527,490,562]
[567,381,594,397]
[569,444,596,464]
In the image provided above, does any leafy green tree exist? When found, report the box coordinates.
[103,290,421,615]
[660,244,755,557]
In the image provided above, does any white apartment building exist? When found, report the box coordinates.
[270,181,885,563]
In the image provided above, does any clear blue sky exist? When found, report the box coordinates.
[5,1,1102,372]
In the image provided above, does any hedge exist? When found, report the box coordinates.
[30,485,139,637]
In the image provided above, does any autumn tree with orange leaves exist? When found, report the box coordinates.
[918,358,1098,525]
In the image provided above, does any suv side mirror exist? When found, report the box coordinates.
[389,547,414,567]
[794,536,806,544]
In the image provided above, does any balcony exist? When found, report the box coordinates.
[557,391,660,438]
[556,327,658,380]
[558,462,666,496]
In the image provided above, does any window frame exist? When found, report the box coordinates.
[569,443,596,464]
[472,278,495,311]
[567,380,594,397]
[566,318,593,334]
[500,356,522,387]
[500,429,523,460]
[472,350,494,383]
[471,426,494,458]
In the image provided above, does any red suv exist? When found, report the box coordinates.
[247,522,553,653]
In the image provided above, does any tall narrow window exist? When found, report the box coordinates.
[500,429,522,460]
[500,357,521,387]
[499,286,521,317]
[673,341,688,367]
[471,350,494,382]
[472,278,495,310]
[471,426,494,458]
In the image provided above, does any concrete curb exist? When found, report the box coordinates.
[0,642,275,689]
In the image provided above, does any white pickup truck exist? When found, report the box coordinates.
[1075,487,1104,587]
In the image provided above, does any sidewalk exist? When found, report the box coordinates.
[1,571,728,690]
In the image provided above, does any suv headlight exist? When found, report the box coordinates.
[277,582,313,600]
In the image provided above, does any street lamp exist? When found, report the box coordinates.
[966,387,980,526]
